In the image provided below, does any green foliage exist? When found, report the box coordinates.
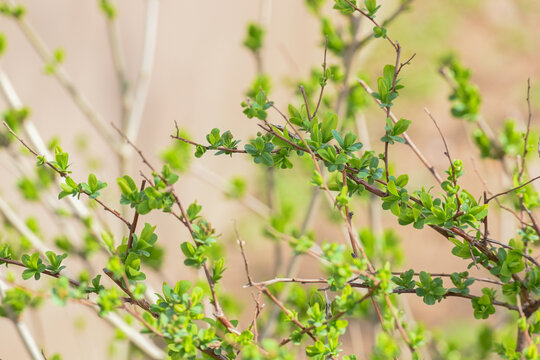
[242,91,272,120]
[381,118,411,144]
[245,136,275,167]
[80,173,108,199]
[333,0,356,15]
[372,65,403,108]
[0,33,6,56]
[44,48,65,75]
[161,129,193,172]
[117,170,178,215]
[442,55,482,121]
[0,3,26,18]
[471,288,496,319]
[392,269,415,290]
[225,176,247,199]
[243,22,265,53]
[306,0,326,14]
[246,74,272,98]
[99,0,116,19]
[415,272,446,305]
[49,146,71,175]
[373,25,387,39]
[2,1,539,359]
[321,17,345,54]
[1,107,30,145]
[0,288,34,317]
[21,252,46,280]
[490,248,525,282]
[364,0,380,18]
[448,271,474,295]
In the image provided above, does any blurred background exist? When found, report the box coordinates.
[0,0,539,358]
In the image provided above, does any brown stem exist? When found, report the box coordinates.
[0,256,80,288]
[125,180,147,259]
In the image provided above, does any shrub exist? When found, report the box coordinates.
[0,1,538,359]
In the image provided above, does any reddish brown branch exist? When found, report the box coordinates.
[0,256,80,288]
[125,180,147,258]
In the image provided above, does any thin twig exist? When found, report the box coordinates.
[353,0,414,53]
[357,79,443,183]
[518,78,533,182]
[115,121,242,336]
[425,107,461,213]
[311,36,328,119]
[383,44,402,182]
[3,1,119,150]
[343,0,398,50]
[235,225,254,287]
[125,180,147,258]
[3,121,132,228]
[486,175,540,203]
[124,0,160,143]
[0,256,81,288]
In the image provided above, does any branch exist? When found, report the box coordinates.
[0,256,81,288]
[343,0,398,50]
[3,121,132,228]
[425,107,461,213]
[357,79,443,184]
[0,277,45,360]
[348,283,519,312]
[311,36,328,119]
[518,78,533,182]
[115,122,242,337]
[124,0,160,143]
[3,1,120,151]
[125,180,147,258]
[353,0,414,53]
[486,175,540,203]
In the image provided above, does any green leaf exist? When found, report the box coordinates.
[333,0,356,15]
[99,0,116,19]
[364,0,380,17]
[373,26,387,39]
[387,180,398,196]
[392,118,411,136]
[0,33,6,57]
[243,22,264,52]
[88,173,98,191]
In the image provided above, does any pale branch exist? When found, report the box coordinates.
[3,0,119,150]
[0,68,110,245]
[124,0,160,144]
[3,121,132,228]
[103,8,129,118]
[0,277,46,360]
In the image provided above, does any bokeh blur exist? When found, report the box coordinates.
[0,0,539,358]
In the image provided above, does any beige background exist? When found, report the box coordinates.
[0,0,539,358]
